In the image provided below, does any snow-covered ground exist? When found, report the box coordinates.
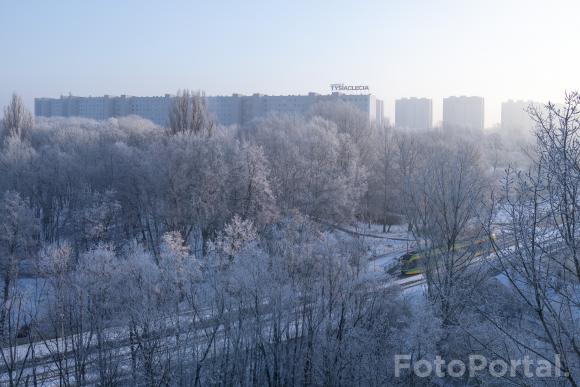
[337,223,416,280]
[323,222,428,289]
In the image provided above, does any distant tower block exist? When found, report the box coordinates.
[501,100,542,133]
[443,96,484,131]
[395,98,433,130]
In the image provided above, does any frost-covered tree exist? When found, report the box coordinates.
[0,192,38,333]
[411,139,488,325]
[0,134,37,196]
[210,215,257,264]
[1,93,33,141]
[366,125,401,231]
[167,89,214,136]
[244,114,366,224]
[487,93,580,385]
[229,142,278,228]
[309,99,374,166]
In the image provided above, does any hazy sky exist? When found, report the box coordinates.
[1,0,579,126]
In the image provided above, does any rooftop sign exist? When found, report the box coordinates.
[330,83,370,92]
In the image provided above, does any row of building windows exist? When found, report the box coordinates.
[35,94,383,127]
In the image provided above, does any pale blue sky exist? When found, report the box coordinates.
[1,0,579,126]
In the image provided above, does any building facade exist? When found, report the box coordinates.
[442,96,484,131]
[501,100,540,133]
[35,94,173,124]
[395,97,433,130]
[35,92,385,127]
